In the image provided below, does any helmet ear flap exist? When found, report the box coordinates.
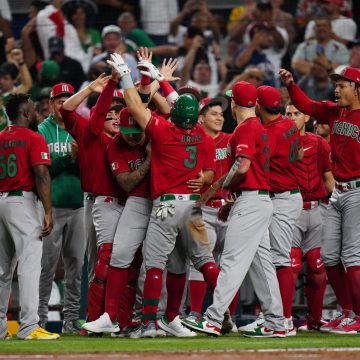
[170,94,199,129]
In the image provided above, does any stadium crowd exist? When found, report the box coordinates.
[0,0,360,341]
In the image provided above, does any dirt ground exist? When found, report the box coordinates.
[2,350,360,360]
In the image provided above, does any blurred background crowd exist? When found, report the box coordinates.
[0,0,359,134]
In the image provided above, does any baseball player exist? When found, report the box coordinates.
[0,93,58,340]
[108,52,220,338]
[37,83,86,334]
[59,70,126,327]
[285,102,334,331]
[82,107,150,336]
[184,96,239,332]
[280,66,360,334]
[182,81,286,338]
[256,85,303,336]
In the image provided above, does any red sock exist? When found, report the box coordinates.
[229,290,240,316]
[105,266,129,322]
[326,264,353,311]
[142,268,163,324]
[200,262,220,291]
[276,267,295,318]
[165,272,186,322]
[346,266,360,315]
[189,280,207,314]
[117,249,142,328]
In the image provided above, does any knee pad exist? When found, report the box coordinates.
[306,248,325,274]
[290,247,303,275]
[94,243,112,283]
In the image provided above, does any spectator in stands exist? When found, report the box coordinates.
[139,0,178,45]
[304,0,357,46]
[36,0,92,72]
[48,36,86,91]
[35,86,51,122]
[227,0,256,34]
[269,0,296,42]
[233,23,276,86]
[0,0,12,64]
[117,12,159,65]
[291,17,349,77]
[223,67,265,95]
[298,55,334,101]
[91,25,139,82]
[231,2,288,84]
[21,0,47,71]
[62,0,102,56]
[169,0,220,46]
[349,39,360,68]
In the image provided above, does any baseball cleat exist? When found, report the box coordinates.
[141,321,158,338]
[158,315,196,337]
[82,312,120,334]
[181,316,221,336]
[24,327,60,340]
[221,310,235,335]
[238,312,265,332]
[285,317,297,337]
[298,319,328,332]
[243,325,286,338]
[320,310,351,333]
[111,323,142,338]
[329,316,360,334]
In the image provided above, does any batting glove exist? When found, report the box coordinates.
[107,53,131,77]
[137,61,164,82]
[155,202,175,220]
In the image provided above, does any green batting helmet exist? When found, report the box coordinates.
[170,94,199,129]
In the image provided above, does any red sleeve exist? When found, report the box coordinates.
[287,84,337,125]
[320,137,332,172]
[89,79,117,135]
[235,125,257,160]
[59,107,88,140]
[203,135,216,172]
[30,133,52,167]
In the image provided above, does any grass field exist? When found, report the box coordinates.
[1,333,359,353]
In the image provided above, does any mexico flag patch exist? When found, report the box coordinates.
[111,162,119,171]
[41,152,49,160]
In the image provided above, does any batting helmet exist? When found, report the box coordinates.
[170,94,199,129]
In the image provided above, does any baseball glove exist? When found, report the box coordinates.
[186,206,209,245]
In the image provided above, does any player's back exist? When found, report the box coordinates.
[264,116,300,192]
[0,125,49,192]
[146,115,215,199]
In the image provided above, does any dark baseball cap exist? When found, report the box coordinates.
[49,36,64,54]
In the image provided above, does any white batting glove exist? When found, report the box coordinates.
[137,61,164,82]
[107,53,131,77]
[155,202,175,220]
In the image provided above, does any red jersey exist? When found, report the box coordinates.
[295,132,331,201]
[0,125,51,192]
[228,117,270,191]
[264,115,300,192]
[107,134,150,198]
[145,113,216,199]
[202,132,231,198]
[60,79,124,198]
[288,84,360,181]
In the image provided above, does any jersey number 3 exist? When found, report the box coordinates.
[184,145,197,169]
[0,153,18,179]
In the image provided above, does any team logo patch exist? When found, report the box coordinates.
[111,162,119,171]
[41,152,49,160]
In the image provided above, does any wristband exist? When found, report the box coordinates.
[159,80,175,98]
[121,72,134,90]
[138,91,150,103]
[140,74,151,86]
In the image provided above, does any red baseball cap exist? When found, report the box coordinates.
[119,107,143,134]
[257,85,281,108]
[330,66,360,86]
[226,81,257,107]
[199,96,228,114]
[111,89,126,109]
[50,83,74,99]
[113,89,124,99]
